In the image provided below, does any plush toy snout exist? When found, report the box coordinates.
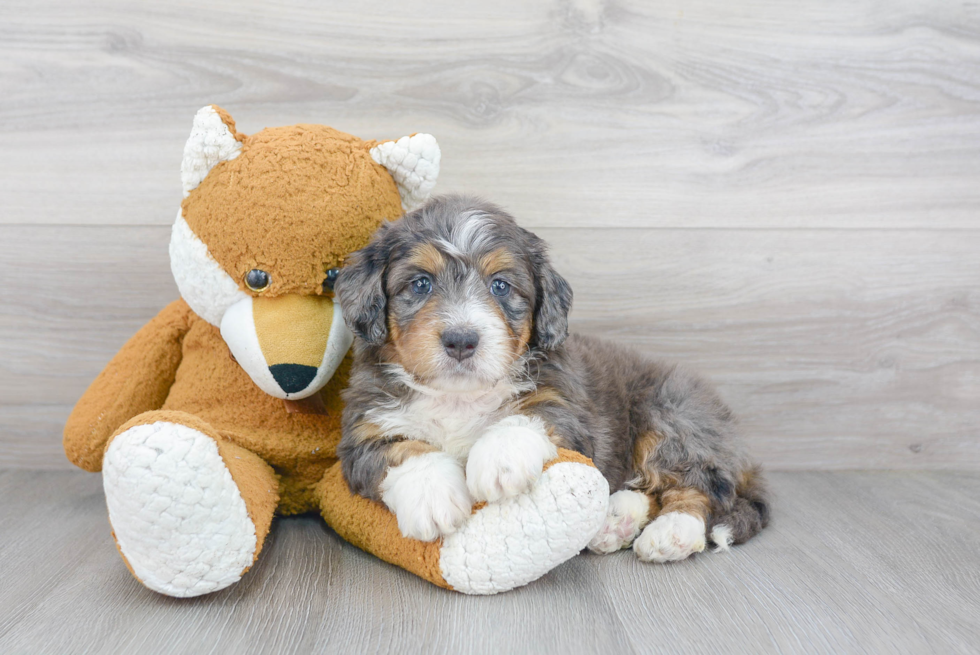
[220,294,353,400]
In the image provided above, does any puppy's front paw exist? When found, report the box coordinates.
[381,452,473,542]
[466,415,558,503]
[633,511,706,563]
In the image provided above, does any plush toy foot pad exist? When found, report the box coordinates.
[103,421,257,597]
[439,457,610,595]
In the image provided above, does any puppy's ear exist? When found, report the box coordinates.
[529,239,573,351]
[336,228,391,346]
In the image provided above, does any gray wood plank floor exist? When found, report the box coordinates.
[1,470,978,654]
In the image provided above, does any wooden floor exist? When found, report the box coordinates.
[1,469,977,654]
[3,2,979,653]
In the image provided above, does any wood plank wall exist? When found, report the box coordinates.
[1,0,978,469]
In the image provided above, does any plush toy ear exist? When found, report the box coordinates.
[180,105,244,198]
[370,134,441,212]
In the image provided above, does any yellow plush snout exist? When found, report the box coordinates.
[220,294,354,400]
[253,295,334,393]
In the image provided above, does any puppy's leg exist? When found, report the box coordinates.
[339,426,473,542]
[466,415,558,503]
[633,487,710,563]
[587,490,659,554]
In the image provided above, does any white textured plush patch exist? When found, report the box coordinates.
[633,511,707,563]
[588,489,652,554]
[219,296,282,395]
[170,211,247,326]
[440,461,609,595]
[181,105,242,197]
[381,451,473,542]
[307,300,355,393]
[710,524,734,553]
[370,133,440,212]
[102,421,257,597]
[465,415,558,503]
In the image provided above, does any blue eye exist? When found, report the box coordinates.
[412,276,432,295]
[490,279,510,297]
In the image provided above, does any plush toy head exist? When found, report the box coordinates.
[170,105,440,400]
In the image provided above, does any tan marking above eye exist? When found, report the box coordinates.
[479,247,516,277]
[409,243,447,275]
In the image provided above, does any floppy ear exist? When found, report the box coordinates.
[335,228,391,346]
[530,244,573,351]
[181,105,243,198]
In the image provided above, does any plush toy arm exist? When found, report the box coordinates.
[64,299,196,472]
[318,448,610,594]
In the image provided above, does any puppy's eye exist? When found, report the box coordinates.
[322,267,340,292]
[412,276,433,295]
[245,269,271,292]
[490,279,510,297]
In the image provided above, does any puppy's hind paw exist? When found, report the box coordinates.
[633,511,706,563]
[587,490,651,554]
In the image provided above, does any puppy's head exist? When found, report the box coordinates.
[336,194,572,391]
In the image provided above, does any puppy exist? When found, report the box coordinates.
[335,194,769,562]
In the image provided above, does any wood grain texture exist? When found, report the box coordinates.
[1,470,978,654]
[2,0,979,471]
[1,0,979,228]
[3,225,977,470]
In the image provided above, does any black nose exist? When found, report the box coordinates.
[269,363,318,393]
[441,328,480,362]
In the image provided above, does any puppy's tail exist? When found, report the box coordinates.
[708,464,770,552]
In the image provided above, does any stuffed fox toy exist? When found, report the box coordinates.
[63,106,609,597]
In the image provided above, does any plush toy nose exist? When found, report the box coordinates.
[441,328,480,362]
[269,363,318,394]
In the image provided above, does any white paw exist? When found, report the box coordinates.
[588,489,651,554]
[465,415,558,503]
[381,451,473,542]
[633,511,706,563]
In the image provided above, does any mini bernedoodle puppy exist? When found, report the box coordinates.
[335,194,769,563]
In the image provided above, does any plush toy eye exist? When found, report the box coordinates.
[245,269,271,292]
[490,279,510,297]
[323,267,340,292]
[412,276,432,295]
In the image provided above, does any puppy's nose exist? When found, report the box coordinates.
[441,328,480,362]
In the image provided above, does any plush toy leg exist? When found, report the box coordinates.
[317,448,609,595]
[102,410,279,597]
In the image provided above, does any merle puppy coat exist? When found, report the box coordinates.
[335,195,769,562]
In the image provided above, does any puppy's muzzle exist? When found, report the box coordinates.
[441,327,480,362]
